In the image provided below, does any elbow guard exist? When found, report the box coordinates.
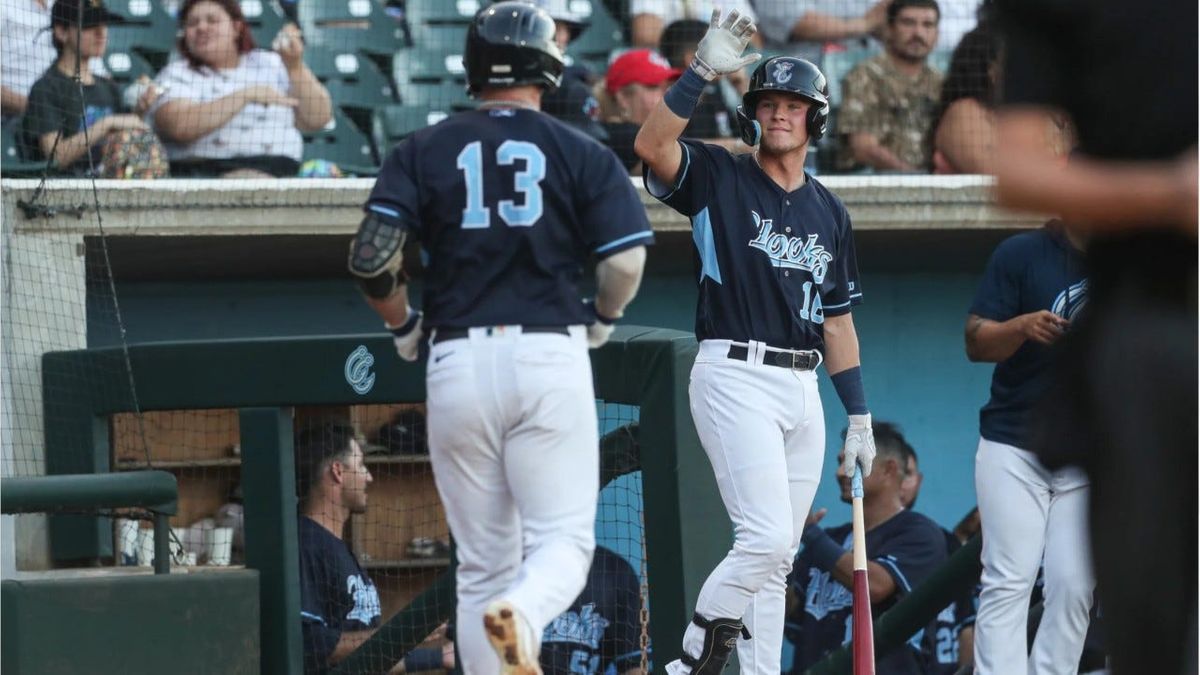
[348,212,409,299]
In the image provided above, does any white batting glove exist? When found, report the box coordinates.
[692,9,762,81]
[584,300,616,349]
[386,309,423,362]
[842,413,877,478]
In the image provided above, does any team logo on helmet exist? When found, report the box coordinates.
[772,60,795,84]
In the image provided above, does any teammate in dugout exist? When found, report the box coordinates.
[634,10,877,675]
[965,219,1095,673]
[349,3,653,673]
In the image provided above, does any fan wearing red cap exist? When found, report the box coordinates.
[599,49,681,172]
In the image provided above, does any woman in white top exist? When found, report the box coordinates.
[151,0,330,177]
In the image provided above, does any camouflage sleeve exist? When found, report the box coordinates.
[836,63,882,136]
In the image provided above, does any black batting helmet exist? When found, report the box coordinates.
[465,1,565,95]
[735,56,830,146]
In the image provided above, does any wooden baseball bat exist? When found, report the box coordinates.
[851,466,876,675]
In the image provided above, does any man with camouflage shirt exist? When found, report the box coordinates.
[837,0,942,172]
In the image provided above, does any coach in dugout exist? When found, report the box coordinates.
[784,422,946,674]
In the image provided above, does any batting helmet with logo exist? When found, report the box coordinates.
[465,1,565,95]
[735,56,830,146]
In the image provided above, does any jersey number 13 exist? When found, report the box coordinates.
[457,140,546,229]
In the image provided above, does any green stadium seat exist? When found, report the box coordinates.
[105,0,179,58]
[299,0,404,59]
[305,44,396,109]
[1,118,47,178]
[404,0,479,25]
[239,0,289,48]
[302,108,378,175]
[105,26,175,70]
[371,103,451,152]
[399,80,470,108]
[102,48,156,87]
[417,23,469,52]
[565,0,623,63]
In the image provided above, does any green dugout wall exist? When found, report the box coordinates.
[43,328,727,672]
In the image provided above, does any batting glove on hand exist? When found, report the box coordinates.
[842,413,877,478]
[387,308,424,362]
[584,299,617,349]
[692,9,762,81]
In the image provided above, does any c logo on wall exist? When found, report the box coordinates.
[345,345,376,395]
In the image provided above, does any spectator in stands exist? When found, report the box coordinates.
[530,0,608,142]
[21,0,168,175]
[784,422,947,673]
[753,0,890,64]
[837,0,942,172]
[927,20,997,174]
[658,19,743,146]
[629,0,759,50]
[149,0,331,177]
[296,419,450,674]
[0,0,107,120]
[599,49,680,173]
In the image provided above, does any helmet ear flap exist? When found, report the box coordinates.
[736,104,761,147]
[807,103,829,141]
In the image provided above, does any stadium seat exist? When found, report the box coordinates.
[1,118,47,178]
[565,0,623,63]
[404,0,479,25]
[399,80,470,108]
[302,108,378,175]
[416,23,469,52]
[102,47,156,87]
[298,0,405,60]
[239,0,289,47]
[105,25,175,70]
[105,0,178,59]
[305,44,397,109]
[371,104,451,152]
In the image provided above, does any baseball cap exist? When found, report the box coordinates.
[605,49,682,95]
[51,0,126,28]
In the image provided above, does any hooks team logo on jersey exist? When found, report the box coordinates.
[772,60,795,84]
[748,211,833,283]
[345,573,382,625]
[345,345,376,395]
[803,569,853,620]
[542,603,610,649]
[1051,279,1088,321]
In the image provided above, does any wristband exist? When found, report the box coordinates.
[801,523,844,573]
[831,366,868,416]
[402,647,444,672]
[585,299,617,325]
[387,307,420,337]
[664,68,708,119]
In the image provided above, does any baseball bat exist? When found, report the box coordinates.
[850,466,876,675]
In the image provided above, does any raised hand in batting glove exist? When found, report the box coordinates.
[691,8,762,81]
[584,299,617,349]
[387,307,424,362]
[842,413,877,477]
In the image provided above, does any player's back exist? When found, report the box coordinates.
[367,107,650,329]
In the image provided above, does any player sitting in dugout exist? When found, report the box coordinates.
[784,422,947,674]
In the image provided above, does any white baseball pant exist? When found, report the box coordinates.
[425,326,599,675]
[973,437,1095,675]
[669,339,826,675]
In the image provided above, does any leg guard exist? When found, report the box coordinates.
[680,613,751,675]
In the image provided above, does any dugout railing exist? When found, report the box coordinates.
[42,326,727,673]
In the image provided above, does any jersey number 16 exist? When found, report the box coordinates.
[457,140,546,229]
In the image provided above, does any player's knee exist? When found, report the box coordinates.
[1045,573,1096,606]
[737,524,796,569]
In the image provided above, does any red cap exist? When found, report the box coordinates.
[605,49,682,95]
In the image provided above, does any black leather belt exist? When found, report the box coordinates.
[727,344,821,371]
[432,325,570,344]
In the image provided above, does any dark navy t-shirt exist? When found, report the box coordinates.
[365,108,654,329]
[541,546,645,675]
[785,509,946,675]
[969,224,1087,448]
[646,140,862,352]
[299,516,382,674]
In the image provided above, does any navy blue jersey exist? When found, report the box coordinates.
[645,140,862,351]
[969,223,1087,447]
[541,546,645,675]
[785,510,946,675]
[920,530,975,675]
[298,516,382,674]
[365,108,654,329]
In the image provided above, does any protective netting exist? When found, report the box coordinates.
[0,0,1013,181]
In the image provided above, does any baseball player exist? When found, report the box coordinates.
[965,219,1094,673]
[349,3,653,673]
[634,10,877,675]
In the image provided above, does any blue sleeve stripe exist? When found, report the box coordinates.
[646,142,692,202]
[824,299,853,310]
[596,230,655,254]
[301,611,327,625]
[876,556,913,592]
[368,204,401,218]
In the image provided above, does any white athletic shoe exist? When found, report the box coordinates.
[483,600,542,675]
